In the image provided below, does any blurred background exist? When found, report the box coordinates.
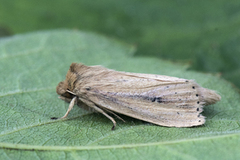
[0,0,240,90]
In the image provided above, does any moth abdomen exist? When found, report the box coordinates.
[198,88,221,105]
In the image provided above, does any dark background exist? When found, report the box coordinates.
[1,0,239,89]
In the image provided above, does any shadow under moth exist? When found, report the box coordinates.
[54,63,221,130]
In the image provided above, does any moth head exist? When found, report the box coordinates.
[56,81,69,98]
[56,63,80,98]
[56,80,76,99]
[56,81,67,95]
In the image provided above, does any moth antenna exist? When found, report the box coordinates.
[60,96,77,119]
[66,90,76,95]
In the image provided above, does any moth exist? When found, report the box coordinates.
[54,63,221,130]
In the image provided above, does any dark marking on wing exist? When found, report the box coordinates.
[96,91,172,104]
[156,97,163,103]
[151,97,156,102]
[176,104,194,109]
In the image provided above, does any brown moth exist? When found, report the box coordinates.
[54,63,221,130]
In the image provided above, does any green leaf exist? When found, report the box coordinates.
[0,30,239,160]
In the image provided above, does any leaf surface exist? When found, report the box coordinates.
[0,30,239,160]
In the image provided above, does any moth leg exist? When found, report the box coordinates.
[92,105,117,130]
[60,96,77,119]
[79,98,117,130]
[102,108,125,122]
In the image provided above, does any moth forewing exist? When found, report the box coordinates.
[55,63,221,129]
[82,79,206,127]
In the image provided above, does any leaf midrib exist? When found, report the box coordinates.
[0,88,55,97]
[0,132,239,151]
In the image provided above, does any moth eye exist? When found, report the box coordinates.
[86,87,91,91]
